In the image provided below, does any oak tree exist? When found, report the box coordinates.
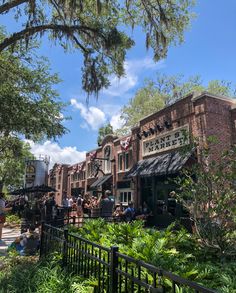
[0,137,33,192]
[118,74,236,134]
[0,0,195,95]
[0,32,67,141]
[97,123,114,146]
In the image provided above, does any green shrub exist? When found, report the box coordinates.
[0,255,97,293]
[68,220,236,292]
[5,214,21,224]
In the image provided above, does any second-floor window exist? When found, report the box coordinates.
[125,152,129,170]
[87,162,94,178]
[117,150,132,172]
[104,145,111,174]
[118,153,123,171]
[78,171,85,180]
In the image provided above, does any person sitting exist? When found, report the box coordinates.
[7,236,24,254]
[136,201,152,220]
[20,225,40,256]
[123,201,136,222]
[113,203,123,217]
[113,202,124,221]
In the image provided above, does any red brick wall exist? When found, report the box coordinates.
[203,96,234,161]
[230,108,236,144]
[136,94,235,162]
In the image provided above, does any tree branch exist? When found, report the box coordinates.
[0,0,28,14]
[0,24,101,52]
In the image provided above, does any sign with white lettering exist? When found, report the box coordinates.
[142,125,189,157]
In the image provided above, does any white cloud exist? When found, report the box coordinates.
[103,57,165,97]
[110,113,125,130]
[26,140,86,168]
[71,99,106,130]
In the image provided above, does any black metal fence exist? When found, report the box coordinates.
[40,223,218,293]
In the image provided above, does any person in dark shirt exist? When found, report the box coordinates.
[45,193,56,223]
[98,190,114,218]
[82,193,91,217]
[20,201,34,233]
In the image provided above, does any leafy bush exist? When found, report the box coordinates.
[0,254,97,293]
[5,214,21,225]
[175,143,236,258]
[69,220,236,293]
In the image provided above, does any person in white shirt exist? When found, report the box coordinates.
[68,197,74,207]
[0,192,12,243]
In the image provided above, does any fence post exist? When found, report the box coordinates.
[73,216,76,226]
[110,246,119,293]
[62,228,69,267]
[39,221,45,258]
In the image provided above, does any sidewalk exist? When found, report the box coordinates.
[0,226,20,256]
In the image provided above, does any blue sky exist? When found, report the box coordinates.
[1,0,236,167]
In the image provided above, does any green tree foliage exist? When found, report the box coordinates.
[118,74,236,134]
[0,0,195,95]
[0,137,33,192]
[119,80,166,134]
[0,32,67,141]
[97,123,114,146]
[175,141,236,258]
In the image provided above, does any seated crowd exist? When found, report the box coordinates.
[62,190,152,224]
[5,190,152,256]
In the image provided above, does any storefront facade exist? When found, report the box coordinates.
[124,92,236,226]
[48,92,236,218]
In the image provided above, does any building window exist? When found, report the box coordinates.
[125,150,132,171]
[72,173,78,181]
[104,145,111,174]
[87,162,96,178]
[119,190,132,205]
[125,152,129,170]
[118,153,123,171]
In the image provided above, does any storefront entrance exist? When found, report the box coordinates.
[140,176,178,228]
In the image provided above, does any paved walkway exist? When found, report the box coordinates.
[0,226,20,256]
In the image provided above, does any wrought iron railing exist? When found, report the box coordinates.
[40,223,218,293]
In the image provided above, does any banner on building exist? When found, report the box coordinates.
[120,136,131,151]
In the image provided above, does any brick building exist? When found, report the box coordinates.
[48,92,236,214]
[48,163,69,205]
[67,161,86,198]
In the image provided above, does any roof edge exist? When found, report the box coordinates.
[191,91,236,104]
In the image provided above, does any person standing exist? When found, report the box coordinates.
[0,192,12,243]
[98,190,114,219]
[76,194,84,227]
[44,193,56,224]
